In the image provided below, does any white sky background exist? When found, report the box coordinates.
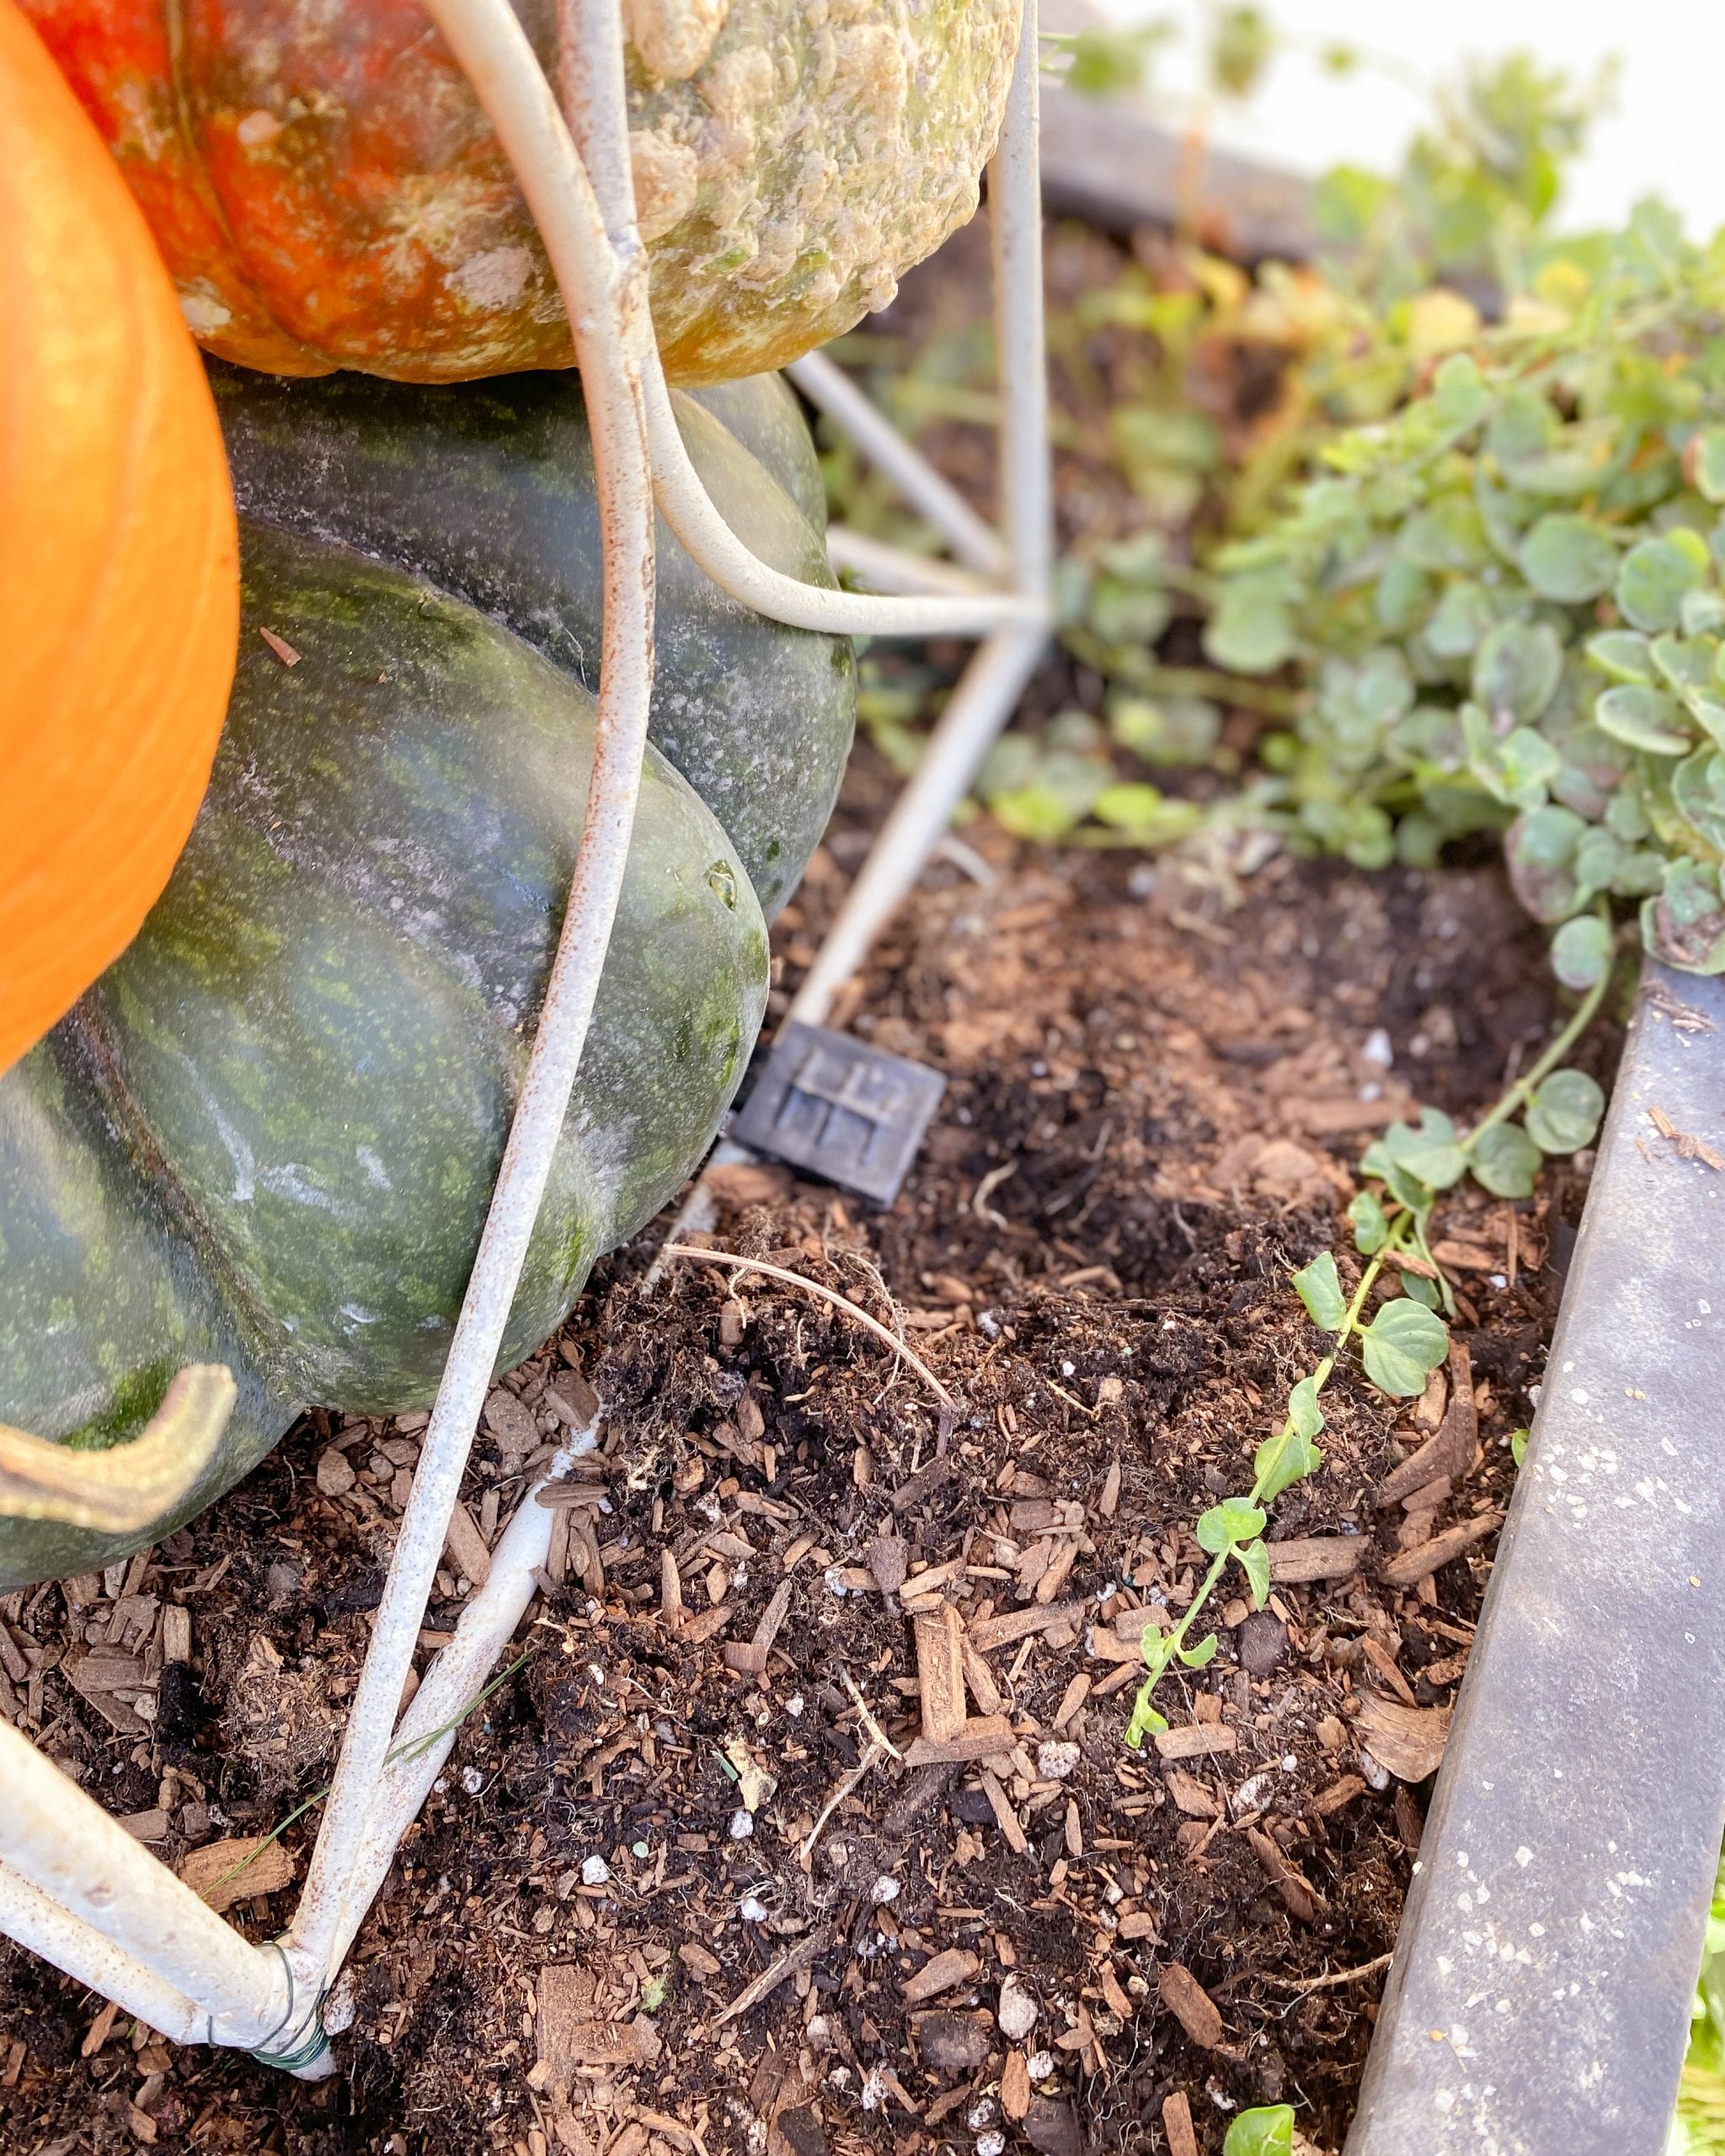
[1087,0,1725,240]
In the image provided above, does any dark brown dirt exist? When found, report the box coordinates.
[0,758,1613,2156]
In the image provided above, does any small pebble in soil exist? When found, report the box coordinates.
[824,1566,848,1596]
[580,1854,610,1886]
[998,1977,1038,2041]
[871,1875,900,1905]
[461,1767,484,1796]
[1037,1741,1081,1781]
[976,2134,1007,2156]
[729,1808,755,1839]
[786,1693,804,1717]
[740,1894,769,1922]
[1027,2051,1055,2080]
[1237,1610,1289,1675]
[1362,1027,1394,1069]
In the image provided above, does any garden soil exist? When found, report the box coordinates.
[0,739,1616,2155]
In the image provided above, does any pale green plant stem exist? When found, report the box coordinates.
[1129,1213,1413,1741]
[1464,911,1615,1145]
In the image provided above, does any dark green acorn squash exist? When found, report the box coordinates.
[209,364,852,920]
[0,516,774,1590]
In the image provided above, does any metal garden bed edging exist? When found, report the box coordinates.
[1348,963,1725,2156]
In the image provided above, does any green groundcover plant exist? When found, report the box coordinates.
[1211,207,1725,978]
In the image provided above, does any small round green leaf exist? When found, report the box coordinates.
[1196,1497,1268,1554]
[1594,683,1693,755]
[1400,1269,1442,1308]
[1205,577,1296,674]
[1237,1538,1272,1610]
[1472,619,1564,723]
[1348,1190,1390,1254]
[1616,531,1711,634]
[1585,629,1656,684]
[1525,1068,1605,1154]
[1224,2105,1295,2156]
[1470,1120,1541,1198]
[1178,1630,1220,1669]
[1551,913,1612,991]
[1291,1251,1347,1331]
[1361,1298,1450,1396]
[1519,514,1619,603]
[1383,1108,1468,1191]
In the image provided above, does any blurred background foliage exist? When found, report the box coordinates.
[821,13,1725,995]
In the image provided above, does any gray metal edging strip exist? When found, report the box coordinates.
[1347,964,1725,2156]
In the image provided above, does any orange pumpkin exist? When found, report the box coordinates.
[16,0,1020,387]
[0,0,238,1076]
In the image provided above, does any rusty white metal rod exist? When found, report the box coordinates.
[286,0,656,1992]
[786,622,1046,1024]
[0,1718,322,2066]
[0,1860,207,2049]
[318,1433,597,1980]
[991,0,1053,600]
[786,0,1050,1027]
[786,350,1010,579]
[824,525,996,598]
[644,350,1044,638]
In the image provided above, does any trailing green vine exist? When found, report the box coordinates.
[1124,963,1611,1750]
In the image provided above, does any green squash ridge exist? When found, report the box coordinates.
[75,522,768,1412]
[209,363,855,919]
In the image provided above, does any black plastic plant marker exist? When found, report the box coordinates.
[730,1021,948,1206]
[1348,963,1725,2156]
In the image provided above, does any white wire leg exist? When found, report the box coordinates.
[0,1717,321,2067]
[283,0,657,1993]
[785,349,1010,580]
[788,0,1050,1026]
[317,1428,597,1988]
[0,1862,207,2051]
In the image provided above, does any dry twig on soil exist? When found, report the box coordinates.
[661,1244,959,1408]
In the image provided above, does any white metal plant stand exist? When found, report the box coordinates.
[0,0,1051,2073]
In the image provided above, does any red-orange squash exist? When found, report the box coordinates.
[19,0,1020,387]
[0,0,238,1076]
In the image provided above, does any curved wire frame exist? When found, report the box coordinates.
[0,0,1049,2074]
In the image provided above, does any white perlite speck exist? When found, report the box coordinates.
[998,1977,1039,2041]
